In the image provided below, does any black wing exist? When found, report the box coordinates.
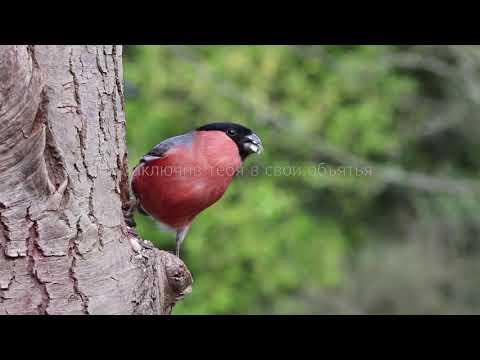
[139,132,194,164]
[132,132,194,216]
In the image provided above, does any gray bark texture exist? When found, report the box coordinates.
[0,45,192,315]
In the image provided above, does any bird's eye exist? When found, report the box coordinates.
[227,129,237,136]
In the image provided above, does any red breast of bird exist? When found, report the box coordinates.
[131,130,242,230]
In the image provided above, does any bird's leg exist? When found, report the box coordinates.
[123,197,137,228]
[175,225,190,258]
[124,198,155,253]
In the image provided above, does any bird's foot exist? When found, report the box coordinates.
[126,226,154,249]
[123,207,137,228]
[127,226,140,238]
[129,237,155,260]
[166,249,180,258]
[125,216,136,228]
[141,239,155,250]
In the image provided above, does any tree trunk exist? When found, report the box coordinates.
[0,45,192,315]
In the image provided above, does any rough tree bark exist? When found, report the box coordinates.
[0,45,192,315]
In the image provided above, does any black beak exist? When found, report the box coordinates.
[244,133,263,154]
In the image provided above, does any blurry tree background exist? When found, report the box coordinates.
[124,45,480,314]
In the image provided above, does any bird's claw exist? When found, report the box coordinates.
[128,237,154,261]
[167,249,181,258]
[127,226,140,238]
[141,239,155,250]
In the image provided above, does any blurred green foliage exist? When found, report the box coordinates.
[124,45,480,314]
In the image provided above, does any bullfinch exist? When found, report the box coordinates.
[130,122,263,257]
